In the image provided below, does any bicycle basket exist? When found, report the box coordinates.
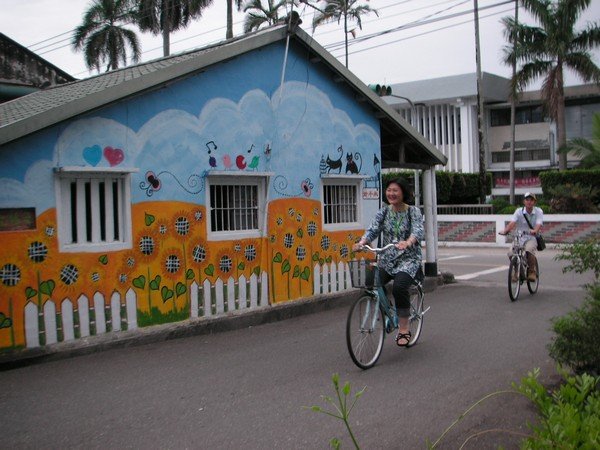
[348,259,380,288]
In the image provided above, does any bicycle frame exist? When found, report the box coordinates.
[507,230,539,301]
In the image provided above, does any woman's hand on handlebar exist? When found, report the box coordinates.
[352,242,365,251]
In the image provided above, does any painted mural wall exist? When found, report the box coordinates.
[0,42,382,351]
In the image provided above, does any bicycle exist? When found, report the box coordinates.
[346,243,428,370]
[505,230,540,301]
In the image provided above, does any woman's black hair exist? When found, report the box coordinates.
[384,177,413,204]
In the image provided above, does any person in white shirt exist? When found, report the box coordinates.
[499,192,544,281]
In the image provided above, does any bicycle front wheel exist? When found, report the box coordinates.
[407,286,424,347]
[508,256,520,302]
[527,257,540,294]
[346,295,385,370]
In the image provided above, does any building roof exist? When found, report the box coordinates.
[0,25,446,168]
[384,72,510,105]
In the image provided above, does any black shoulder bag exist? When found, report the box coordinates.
[522,207,545,251]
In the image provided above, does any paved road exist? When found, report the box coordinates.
[1,247,592,449]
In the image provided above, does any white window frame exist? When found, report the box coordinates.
[54,167,135,252]
[205,172,269,241]
[321,175,364,231]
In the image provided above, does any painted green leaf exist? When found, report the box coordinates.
[296,228,304,238]
[149,275,161,290]
[161,286,174,302]
[300,267,311,281]
[253,266,260,276]
[40,279,55,296]
[293,265,300,278]
[0,313,12,329]
[325,256,332,263]
[145,213,155,226]
[204,264,214,276]
[281,260,291,274]
[25,287,37,299]
[312,252,319,261]
[237,262,245,270]
[186,269,195,280]
[175,282,187,297]
[98,254,108,265]
[273,252,283,263]
[132,275,146,289]
[319,258,324,265]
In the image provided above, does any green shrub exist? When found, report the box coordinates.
[548,285,600,376]
[516,369,600,449]
[540,169,600,213]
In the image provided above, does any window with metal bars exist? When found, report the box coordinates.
[207,177,265,237]
[56,172,132,251]
[323,182,359,225]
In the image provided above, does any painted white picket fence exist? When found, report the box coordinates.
[24,271,271,349]
[24,265,359,349]
[313,261,354,295]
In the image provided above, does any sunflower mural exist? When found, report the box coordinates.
[265,198,362,303]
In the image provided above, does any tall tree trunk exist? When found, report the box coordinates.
[162,0,171,56]
[509,0,518,205]
[556,65,567,170]
[474,0,487,203]
[226,0,233,39]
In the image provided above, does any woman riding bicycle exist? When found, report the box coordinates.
[499,192,543,282]
[352,178,424,347]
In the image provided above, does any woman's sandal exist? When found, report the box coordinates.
[396,331,411,347]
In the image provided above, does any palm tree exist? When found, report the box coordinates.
[226,0,244,39]
[72,0,141,72]
[137,0,214,57]
[559,113,600,169]
[310,0,378,68]
[242,0,296,33]
[502,0,600,170]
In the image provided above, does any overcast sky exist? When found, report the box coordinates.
[2,0,599,88]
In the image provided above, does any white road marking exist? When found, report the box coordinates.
[438,255,471,262]
[455,266,508,280]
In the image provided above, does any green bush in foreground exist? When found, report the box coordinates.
[516,369,600,449]
[548,285,600,376]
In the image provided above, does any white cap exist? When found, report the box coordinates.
[524,192,537,200]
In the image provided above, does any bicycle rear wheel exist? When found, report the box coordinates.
[527,257,540,294]
[346,295,385,370]
[406,286,424,347]
[508,256,520,302]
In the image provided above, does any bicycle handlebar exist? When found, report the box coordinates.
[356,243,397,253]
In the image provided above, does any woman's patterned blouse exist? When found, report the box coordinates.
[360,204,424,278]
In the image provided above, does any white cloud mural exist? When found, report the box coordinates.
[0,81,380,211]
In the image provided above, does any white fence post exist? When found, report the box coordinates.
[62,299,75,341]
[322,264,330,294]
[313,263,321,295]
[238,275,247,309]
[110,292,121,332]
[215,279,225,314]
[43,300,57,345]
[125,289,137,330]
[202,279,212,317]
[190,281,199,318]
[260,272,269,306]
[94,292,106,334]
[329,262,338,293]
[227,277,235,312]
[25,302,39,348]
[249,273,258,309]
[77,295,90,337]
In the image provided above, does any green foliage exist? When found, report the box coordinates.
[555,239,600,283]
[540,169,600,213]
[559,113,600,169]
[515,368,600,448]
[306,373,365,449]
[381,171,491,205]
[548,285,600,376]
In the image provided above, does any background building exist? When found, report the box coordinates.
[383,73,600,199]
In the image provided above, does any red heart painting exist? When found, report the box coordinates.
[103,146,124,166]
